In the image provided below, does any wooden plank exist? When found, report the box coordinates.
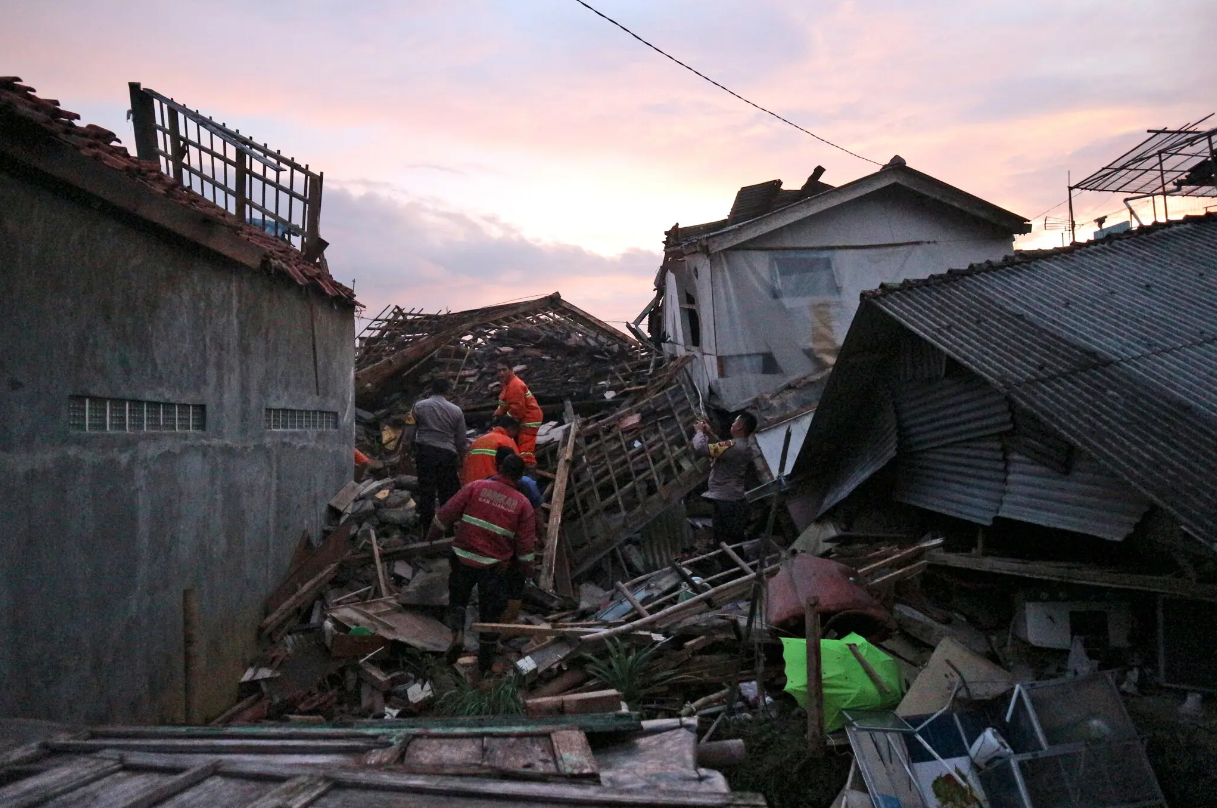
[370,531,392,599]
[614,581,651,618]
[361,738,407,767]
[260,561,343,637]
[48,738,383,754]
[106,760,220,808]
[266,526,352,614]
[550,729,598,777]
[329,603,451,653]
[925,550,1217,601]
[806,599,825,757]
[211,693,265,726]
[0,756,122,808]
[241,775,332,808]
[541,415,579,592]
[484,735,559,774]
[856,538,943,577]
[345,537,453,566]
[718,542,754,575]
[328,481,362,513]
[0,730,88,769]
[403,737,483,767]
[866,560,927,588]
[471,623,662,642]
[845,643,892,696]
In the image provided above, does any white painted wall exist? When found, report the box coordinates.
[663,185,1016,411]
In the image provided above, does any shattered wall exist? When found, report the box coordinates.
[0,168,354,724]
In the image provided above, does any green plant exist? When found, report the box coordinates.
[434,671,525,717]
[580,639,685,709]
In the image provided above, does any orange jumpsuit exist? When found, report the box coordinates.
[461,426,519,485]
[494,373,543,466]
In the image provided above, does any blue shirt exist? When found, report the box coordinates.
[486,473,544,508]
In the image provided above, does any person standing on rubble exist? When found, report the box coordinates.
[460,415,520,484]
[693,412,758,545]
[426,452,536,674]
[493,362,544,467]
[410,377,469,535]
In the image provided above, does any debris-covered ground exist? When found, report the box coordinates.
[203,295,1214,808]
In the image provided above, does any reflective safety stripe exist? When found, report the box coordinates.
[522,422,543,428]
[461,514,516,537]
[454,547,502,566]
[497,399,508,406]
[469,448,498,456]
[516,553,535,562]
[525,391,533,398]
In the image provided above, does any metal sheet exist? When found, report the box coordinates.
[814,385,898,518]
[871,216,1217,546]
[894,437,1006,525]
[999,451,1151,541]
[893,375,1012,452]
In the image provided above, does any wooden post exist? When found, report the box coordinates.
[127,82,160,162]
[805,597,824,756]
[183,588,201,725]
[233,150,248,224]
[614,581,650,618]
[540,409,578,593]
[167,108,186,184]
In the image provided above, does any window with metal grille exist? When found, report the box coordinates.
[265,408,339,431]
[68,396,205,432]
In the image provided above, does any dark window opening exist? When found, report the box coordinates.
[720,352,781,377]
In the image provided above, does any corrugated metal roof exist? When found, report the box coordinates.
[894,436,1007,524]
[1001,451,1151,540]
[869,214,1217,546]
[893,376,1012,452]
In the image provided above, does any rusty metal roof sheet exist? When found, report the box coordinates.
[866,214,1217,545]
[0,76,354,302]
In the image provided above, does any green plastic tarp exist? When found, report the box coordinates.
[780,632,903,732]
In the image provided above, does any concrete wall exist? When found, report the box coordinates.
[0,167,354,724]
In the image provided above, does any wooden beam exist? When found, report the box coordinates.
[109,760,220,808]
[242,775,332,808]
[614,581,650,618]
[866,560,927,588]
[846,643,891,696]
[0,757,123,808]
[855,538,943,578]
[925,551,1217,602]
[805,599,824,757]
[718,542,754,575]
[259,561,342,636]
[541,413,579,593]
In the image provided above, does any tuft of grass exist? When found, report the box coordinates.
[434,671,525,717]
[580,639,686,710]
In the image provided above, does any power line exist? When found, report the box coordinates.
[571,0,882,166]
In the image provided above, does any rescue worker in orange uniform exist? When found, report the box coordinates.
[427,453,536,673]
[493,362,544,467]
[460,415,519,485]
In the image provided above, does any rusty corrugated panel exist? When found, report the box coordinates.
[894,436,1006,525]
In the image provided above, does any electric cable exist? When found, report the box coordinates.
[571,0,881,166]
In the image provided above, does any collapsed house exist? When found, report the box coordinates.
[0,78,355,724]
[640,160,1031,423]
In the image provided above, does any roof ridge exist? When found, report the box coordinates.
[0,76,354,303]
[864,211,1217,299]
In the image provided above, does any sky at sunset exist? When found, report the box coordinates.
[5,1,1216,326]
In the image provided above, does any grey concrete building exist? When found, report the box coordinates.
[0,78,356,723]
